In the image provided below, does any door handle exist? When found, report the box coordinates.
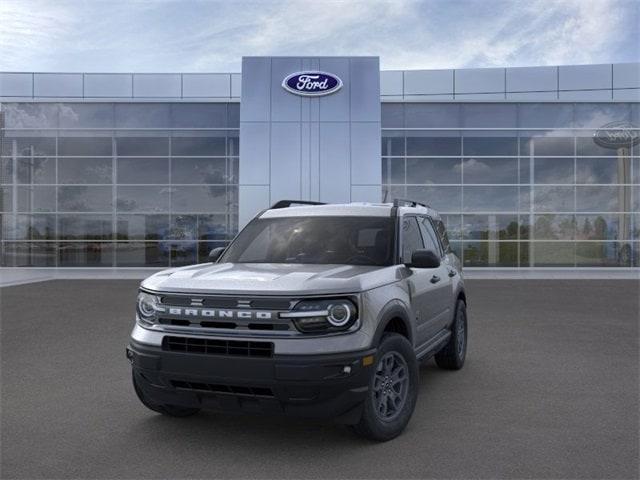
[430,275,441,284]
[448,269,457,277]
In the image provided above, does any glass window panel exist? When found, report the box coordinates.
[519,157,530,184]
[405,104,460,128]
[406,158,461,184]
[519,215,531,240]
[58,214,112,240]
[463,186,518,212]
[58,242,113,267]
[13,214,56,240]
[576,214,631,241]
[520,136,574,156]
[381,132,404,156]
[1,186,12,211]
[518,104,573,128]
[115,242,169,267]
[382,185,406,203]
[632,214,640,241]
[406,186,461,213]
[114,104,171,128]
[449,240,462,260]
[171,103,228,128]
[532,242,575,267]
[59,157,112,184]
[575,242,631,267]
[58,186,112,212]
[462,104,516,128]
[171,186,228,213]
[169,241,198,267]
[576,136,627,156]
[533,214,575,240]
[171,135,226,156]
[116,158,169,184]
[17,186,56,212]
[227,131,239,156]
[462,215,519,240]
[441,214,462,240]
[2,135,56,157]
[228,104,240,127]
[462,241,518,267]
[58,103,114,128]
[406,134,461,156]
[576,185,631,212]
[381,158,404,184]
[116,137,168,156]
[58,137,112,156]
[1,242,57,267]
[633,157,639,184]
[171,158,227,184]
[1,158,13,183]
[576,157,629,184]
[520,241,530,267]
[17,157,55,184]
[573,104,631,128]
[534,158,574,184]
[228,157,238,184]
[198,214,229,241]
[533,186,574,212]
[198,241,229,263]
[116,214,169,240]
[168,215,197,240]
[463,137,517,156]
[381,104,404,128]
[2,103,59,128]
[116,186,170,212]
[462,157,518,184]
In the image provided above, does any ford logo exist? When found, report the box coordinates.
[282,71,342,96]
[593,121,640,149]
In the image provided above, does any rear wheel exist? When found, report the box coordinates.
[132,371,200,417]
[352,333,418,441]
[435,300,467,370]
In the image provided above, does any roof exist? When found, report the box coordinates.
[259,202,441,219]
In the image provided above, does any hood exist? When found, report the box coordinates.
[141,262,400,296]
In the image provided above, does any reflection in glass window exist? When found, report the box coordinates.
[0,158,12,183]
[406,158,460,184]
[575,242,631,267]
[575,214,630,241]
[381,104,404,128]
[59,214,113,240]
[59,157,112,184]
[520,136,573,156]
[172,135,226,156]
[114,104,171,128]
[17,186,56,212]
[406,135,460,156]
[2,242,57,267]
[115,243,169,267]
[0,186,13,211]
[462,215,519,240]
[116,137,168,156]
[58,104,114,128]
[13,214,56,240]
[518,104,573,129]
[576,157,629,184]
[463,186,518,212]
[573,104,631,128]
[462,104,517,128]
[405,104,461,128]
[117,158,169,184]
[116,186,170,212]
[59,242,114,267]
[58,186,112,212]
[463,137,517,156]
[406,186,461,212]
[58,137,112,156]
[463,242,518,267]
[534,158,574,184]
[576,136,626,156]
[533,186,574,212]
[533,214,575,240]
[532,242,575,267]
[381,133,404,156]
[171,186,228,213]
[382,157,405,184]
[116,215,169,240]
[171,103,228,128]
[171,158,227,184]
[198,214,228,241]
[2,103,59,128]
[17,157,56,184]
[576,185,631,212]
[462,158,518,184]
[1,136,56,156]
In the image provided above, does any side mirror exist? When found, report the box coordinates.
[407,249,440,269]
[208,247,226,262]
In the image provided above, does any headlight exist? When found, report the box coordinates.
[281,298,358,333]
[136,291,160,324]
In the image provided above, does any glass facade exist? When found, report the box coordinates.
[382,103,640,268]
[0,102,239,267]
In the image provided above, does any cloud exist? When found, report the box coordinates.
[0,0,637,72]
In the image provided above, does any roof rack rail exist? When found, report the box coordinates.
[270,200,326,209]
[392,198,430,209]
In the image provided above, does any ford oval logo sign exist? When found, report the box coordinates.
[282,71,342,97]
[593,121,640,149]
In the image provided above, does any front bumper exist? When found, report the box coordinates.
[127,339,376,423]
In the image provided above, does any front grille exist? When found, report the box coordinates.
[171,380,274,397]
[160,295,292,310]
[162,336,274,358]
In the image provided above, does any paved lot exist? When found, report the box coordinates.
[1,279,638,479]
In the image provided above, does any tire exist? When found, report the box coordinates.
[352,333,419,442]
[132,371,200,418]
[435,300,467,370]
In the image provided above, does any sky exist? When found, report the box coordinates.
[0,0,638,73]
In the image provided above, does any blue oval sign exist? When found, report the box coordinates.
[593,121,640,149]
[282,71,342,96]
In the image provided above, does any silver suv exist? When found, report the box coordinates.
[127,199,467,441]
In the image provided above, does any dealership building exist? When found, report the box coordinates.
[0,57,639,270]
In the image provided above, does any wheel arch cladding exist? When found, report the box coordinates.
[372,301,413,347]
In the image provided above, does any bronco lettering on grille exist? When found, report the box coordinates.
[159,307,273,320]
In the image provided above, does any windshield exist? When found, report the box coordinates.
[220,216,395,266]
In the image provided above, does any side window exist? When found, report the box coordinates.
[434,219,451,253]
[418,217,442,256]
[401,217,424,263]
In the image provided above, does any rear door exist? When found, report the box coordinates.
[400,216,444,348]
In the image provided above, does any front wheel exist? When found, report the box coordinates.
[352,333,418,441]
[434,300,467,370]
[132,371,200,417]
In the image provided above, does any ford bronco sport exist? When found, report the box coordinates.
[127,199,467,441]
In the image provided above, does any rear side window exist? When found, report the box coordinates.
[401,217,424,263]
[434,219,451,253]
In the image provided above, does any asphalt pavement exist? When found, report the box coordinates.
[1,279,638,479]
